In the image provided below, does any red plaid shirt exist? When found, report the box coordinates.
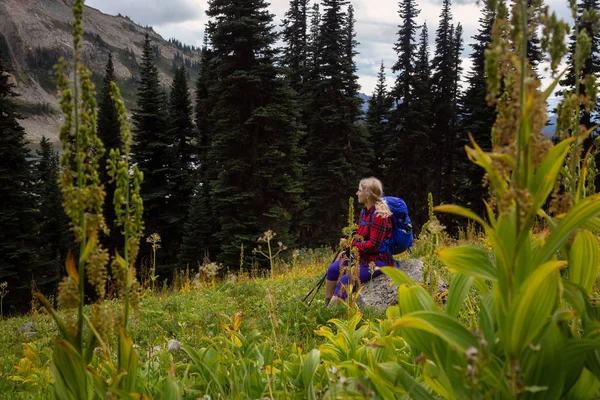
[352,206,393,265]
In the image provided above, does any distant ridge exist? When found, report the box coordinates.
[0,0,201,143]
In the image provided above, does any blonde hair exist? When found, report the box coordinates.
[359,177,392,218]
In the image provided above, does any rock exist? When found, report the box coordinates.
[20,321,36,336]
[356,259,447,312]
[167,339,182,353]
[19,321,35,333]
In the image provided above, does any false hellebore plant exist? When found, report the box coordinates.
[381,0,600,398]
[32,0,156,398]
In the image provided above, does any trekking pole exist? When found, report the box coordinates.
[302,250,342,306]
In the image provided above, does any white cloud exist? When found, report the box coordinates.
[86,0,204,25]
[87,0,573,94]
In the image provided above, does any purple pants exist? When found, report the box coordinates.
[326,259,388,299]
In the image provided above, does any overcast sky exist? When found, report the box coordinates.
[86,0,571,98]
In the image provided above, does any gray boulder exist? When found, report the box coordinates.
[20,321,37,337]
[356,259,447,312]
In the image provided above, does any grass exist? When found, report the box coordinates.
[0,249,388,398]
[2,229,597,398]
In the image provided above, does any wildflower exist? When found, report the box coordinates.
[465,346,478,362]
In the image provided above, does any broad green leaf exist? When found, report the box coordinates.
[587,349,600,382]
[434,205,488,228]
[181,346,225,395]
[438,245,496,281]
[520,310,571,400]
[530,138,575,212]
[584,217,600,231]
[398,284,438,315]
[534,194,600,266]
[302,349,320,396]
[566,368,600,400]
[484,200,498,229]
[562,280,596,323]
[472,277,492,295]
[515,229,534,288]
[506,261,564,356]
[445,273,474,317]
[381,267,418,287]
[564,338,600,388]
[568,229,599,294]
[118,329,138,393]
[389,311,478,353]
[83,319,100,364]
[386,305,400,319]
[34,292,72,344]
[435,205,510,275]
[154,377,181,400]
[376,362,436,400]
[479,292,495,352]
[364,369,400,398]
[51,340,92,400]
[422,360,453,399]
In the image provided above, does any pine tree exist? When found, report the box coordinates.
[305,2,321,87]
[391,0,420,109]
[0,49,39,311]
[366,61,393,176]
[445,23,464,199]
[385,0,421,203]
[164,65,194,264]
[97,52,121,254]
[344,4,371,173]
[431,0,460,204]
[526,0,543,72]
[181,38,219,266]
[456,3,497,214]
[206,0,304,267]
[34,137,71,296]
[301,0,366,246]
[403,23,435,227]
[131,33,169,267]
[560,0,600,132]
[281,0,310,92]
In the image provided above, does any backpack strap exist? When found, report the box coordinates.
[358,208,375,228]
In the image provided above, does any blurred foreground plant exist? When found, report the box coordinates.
[379,0,600,398]
[27,1,168,398]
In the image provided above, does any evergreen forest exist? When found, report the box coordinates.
[1,0,600,398]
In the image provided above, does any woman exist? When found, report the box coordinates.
[325,177,394,304]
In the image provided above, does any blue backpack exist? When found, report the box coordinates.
[359,196,413,255]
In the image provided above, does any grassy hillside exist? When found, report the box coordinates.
[0,249,396,398]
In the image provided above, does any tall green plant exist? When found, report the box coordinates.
[380,0,600,398]
[33,1,150,398]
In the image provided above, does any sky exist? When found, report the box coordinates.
[86,0,572,98]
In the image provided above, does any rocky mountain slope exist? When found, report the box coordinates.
[0,0,201,144]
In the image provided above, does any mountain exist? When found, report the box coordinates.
[0,0,201,145]
[359,93,371,115]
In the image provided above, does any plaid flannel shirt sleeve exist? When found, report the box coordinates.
[352,215,391,253]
